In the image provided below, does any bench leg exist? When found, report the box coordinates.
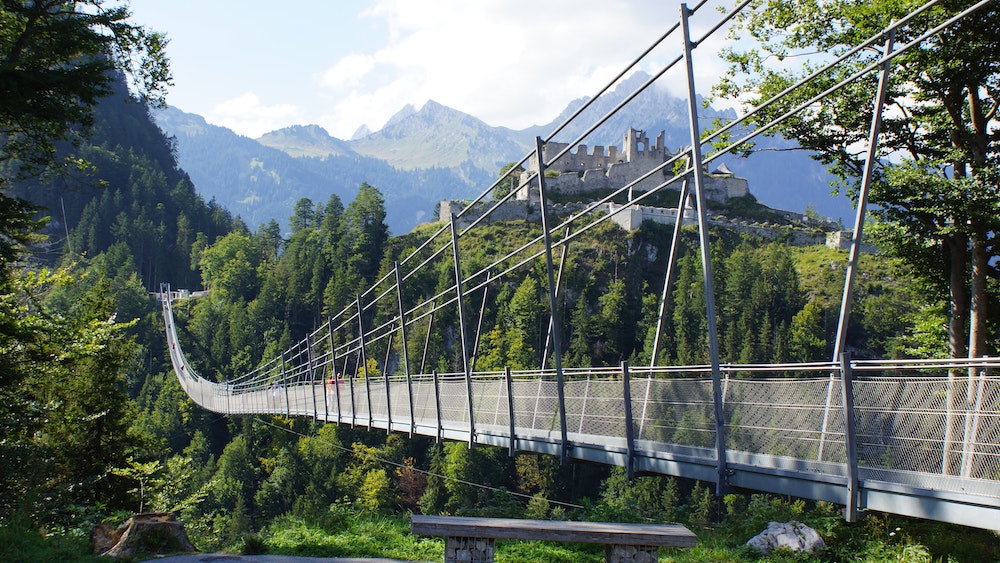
[444,536,495,563]
[605,544,659,563]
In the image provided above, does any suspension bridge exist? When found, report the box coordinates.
[161,0,1000,532]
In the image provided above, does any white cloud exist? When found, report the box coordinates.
[314,0,713,138]
[207,93,302,138]
[135,0,747,139]
[321,53,378,91]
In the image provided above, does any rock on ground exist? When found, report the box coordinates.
[746,520,825,555]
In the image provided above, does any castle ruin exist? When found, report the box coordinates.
[516,127,749,204]
[440,127,751,231]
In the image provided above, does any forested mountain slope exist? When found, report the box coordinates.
[157,106,489,234]
[8,77,233,290]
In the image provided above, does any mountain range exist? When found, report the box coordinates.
[154,71,853,235]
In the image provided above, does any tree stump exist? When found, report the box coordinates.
[95,513,198,558]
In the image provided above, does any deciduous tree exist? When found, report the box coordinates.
[715,0,1000,358]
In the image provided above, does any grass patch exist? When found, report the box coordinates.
[10,504,1000,563]
[0,523,112,563]
[252,498,1000,563]
[262,510,441,561]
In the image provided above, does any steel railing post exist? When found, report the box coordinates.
[505,366,517,457]
[325,319,335,422]
[349,352,358,428]
[357,295,373,430]
[822,29,895,461]
[450,213,476,447]
[337,348,349,425]
[281,351,290,417]
[681,3,727,495]
[840,352,859,522]
[383,333,393,433]
[534,136,570,465]
[394,262,416,436]
[308,338,318,420]
[433,369,442,443]
[623,361,636,479]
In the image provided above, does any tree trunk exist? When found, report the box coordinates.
[96,513,198,557]
[942,234,969,474]
[958,231,989,476]
[968,231,987,361]
[947,234,969,359]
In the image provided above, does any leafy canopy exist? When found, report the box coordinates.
[714,0,1000,357]
[0,0,171,178]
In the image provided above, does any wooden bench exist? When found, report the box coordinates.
[411,515,696,563]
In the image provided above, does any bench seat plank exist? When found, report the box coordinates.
[411,515,697,547]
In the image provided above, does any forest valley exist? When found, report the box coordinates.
[2,2,999,559]
[2,76,997,562]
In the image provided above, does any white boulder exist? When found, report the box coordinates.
[746,520,826,555]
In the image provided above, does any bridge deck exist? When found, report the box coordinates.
[163,289,1000,532]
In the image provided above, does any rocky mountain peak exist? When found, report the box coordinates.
[257,124,354,158]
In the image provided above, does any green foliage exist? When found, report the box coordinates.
[254,446,301,519]
[237,533,268,555]
[687,481,716,528]
[0,194,46,264]
[788,300,827,362]
[110,458,161,513]
[595,468,683,523]
[479,275,545,370]
[0,265,146,524]
[342,182,389,284]
[0,518,107,563]
[494,162,524,200]
[715,0,1000,358]
[418,444,448,515]
[524,494,550,520]
[199,231,263,301]
[0,0,170,178]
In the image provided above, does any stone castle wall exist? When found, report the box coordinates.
[518,127,748,203]
[436,126,835,245]
[439,198,829,248]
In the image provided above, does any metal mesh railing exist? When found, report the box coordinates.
[724,377,844,464]
[165,289,1000,526]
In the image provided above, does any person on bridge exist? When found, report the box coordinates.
[325,373,344,410]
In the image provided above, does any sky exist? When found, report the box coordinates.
[128,0,738,140]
